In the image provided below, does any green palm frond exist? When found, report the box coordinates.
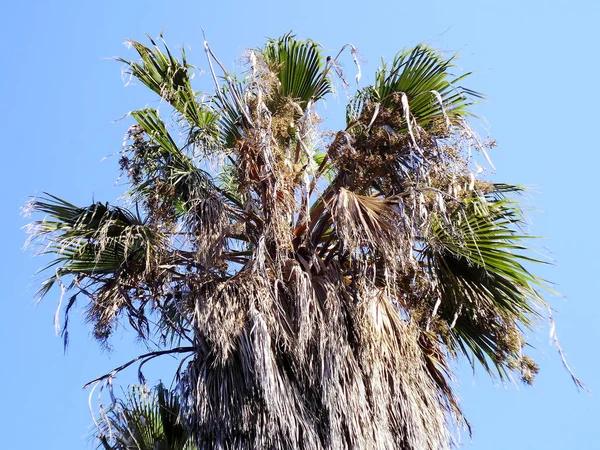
[423,188,546,378]
[348,44,482,131]
[119,36,219,133]
[263,33,332,110]
[131,108,192,167]
[126,108,217,209]
[97,383,194,450]
[212,81,246,148]
[31,194,141,235]
[345,87,373,127]
[28,194,157,298]
[27,194,169,345]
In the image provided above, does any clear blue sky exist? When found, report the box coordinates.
[3,1,599,448]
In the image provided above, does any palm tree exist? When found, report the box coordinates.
[26,33,565,449]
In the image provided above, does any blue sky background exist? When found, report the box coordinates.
[3,1,599,448]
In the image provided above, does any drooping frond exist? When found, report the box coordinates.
[29,195,149,294]
[27,194,168,343]
[422,187,546,380]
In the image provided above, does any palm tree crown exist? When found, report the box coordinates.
[26,34,564,449]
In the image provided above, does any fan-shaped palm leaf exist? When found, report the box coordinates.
[29,195,154,295]
[423,186,546,379]
[98,383,195,450]
[263,33,332,110]
[347,44,482,132]
[27,194,167,342]
[119,36,218,133]
[125,108,219,210]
